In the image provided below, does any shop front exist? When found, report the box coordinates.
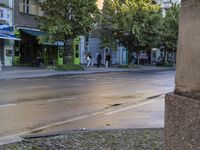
[14,28,64,67]
[0,25,20,66]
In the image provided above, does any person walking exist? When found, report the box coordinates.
[96,51,102,68]
[105,53,111,68]
[86,53,92,67]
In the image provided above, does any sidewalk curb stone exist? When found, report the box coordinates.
[0,66,175,80]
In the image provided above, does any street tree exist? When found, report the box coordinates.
[161,3,180,64]
[38,0,99,63]
[100,0,162,65]
[99,0,117,50]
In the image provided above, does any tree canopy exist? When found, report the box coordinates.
[38,0,100,63]
[100,0,163,64]
[162,3,180,53]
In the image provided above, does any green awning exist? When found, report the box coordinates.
[20,29,46,37]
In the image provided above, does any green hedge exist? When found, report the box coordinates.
[56,64,85,71]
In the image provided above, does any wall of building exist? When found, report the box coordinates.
[14,0,39,28]
[0,0,13,25]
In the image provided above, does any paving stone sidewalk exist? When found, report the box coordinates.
[0,129,163,150]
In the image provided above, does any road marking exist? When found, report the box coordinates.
[26,115,89,134]
[134,90,146,93]
[27,86,48,89]
[86,79,96,81]
[104,77,113,80]
[99,82,112,84]
[0,104,16,108]
[52,116,88,125]
[48,97,77,102]
[0,115,89,145]
[98,93,118,97]
[105,99,160,115]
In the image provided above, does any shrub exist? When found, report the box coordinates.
[56,64,85,71]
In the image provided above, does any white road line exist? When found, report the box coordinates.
[0,104,16,108]
[105,99,159,115]
[86,79,96,81]
[104,77,113,80]
[47,97,77,102]
[99,82,112,84]
[24,115,89,135]
[0,115,89,145]
[27,86,48,89]
[135,90,146,93]
[98,93,118,97]
[52,115,88,126]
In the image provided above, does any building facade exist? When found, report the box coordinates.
[13,0,85,67]
[0,0,16,66]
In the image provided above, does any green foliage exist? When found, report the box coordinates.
[99,0,118,50]
[38,0,100,63]
[100,0,162,64]
[156,62,174,67]
[161,3,180,52]
[56,64,85,71]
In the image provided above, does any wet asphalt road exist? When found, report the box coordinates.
[0,70,175,138]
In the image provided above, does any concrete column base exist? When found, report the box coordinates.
[164,93,200,150]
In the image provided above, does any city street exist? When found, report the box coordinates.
[0,70,175,139]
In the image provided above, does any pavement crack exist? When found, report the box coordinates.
[104,103,124,109]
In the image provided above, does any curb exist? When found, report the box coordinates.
[0,67,175,80]
[22,128,164,140]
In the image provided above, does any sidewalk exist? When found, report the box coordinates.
[0,66,175,80]
[0,129,163,149]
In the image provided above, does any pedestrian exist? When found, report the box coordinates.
[86,53,92,67]
[96,51,102,68]
[84,52,88,66]
[105,53,111,68]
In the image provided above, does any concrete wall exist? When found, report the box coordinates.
[165,0,200,149]
[175,0,200,99]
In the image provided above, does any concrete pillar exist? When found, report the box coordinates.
[164,0,200,149]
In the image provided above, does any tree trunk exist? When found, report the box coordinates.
[162,49,167,64]
[63,40,67,64]
[137,51,140,67]
[147,49,152,66]
[128,49,132,65]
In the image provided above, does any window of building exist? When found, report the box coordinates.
[22,0,30,14]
